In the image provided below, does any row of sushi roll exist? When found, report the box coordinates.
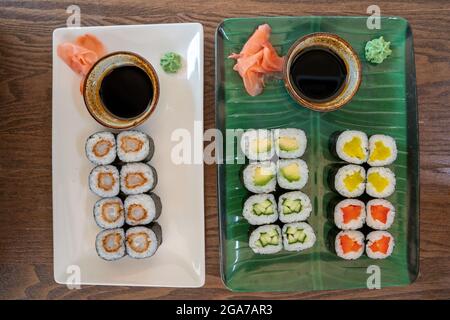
[85,130,162,261]
[335,230,395,260]
[240,128,316,254]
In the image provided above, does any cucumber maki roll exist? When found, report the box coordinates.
[124,193,162,226]
[278,191,312,223]
[334,199,366,230]
[242,194,278,225]
[367,134,397,166]
[335,230,364,260]
[277,159,308,190]
[89,165,120,197]
[282,222,316,251]
[117,130,155,163]
[366,199,396,230]
[120,162,157,195]
[249,224,282,254]
[243,161,276,193]
[273,128,307,159]
[125,224,162,259]
[95,228,126,261]
[240,129,274,161]
[93,197,125,229]
[334,164,366,198]
[366,231,395,259]
[85,131,116,165]
[335,130,368,164]
[366,167,396,198]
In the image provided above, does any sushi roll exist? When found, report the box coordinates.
[240,129,274,161]
[334,199,366,230]
[89,165,120,197]
[277,159,308,190]
[124,193,162,226]
[366,199,396,230]
[85,131,116,165]
[335,230,365,260]
[334,164,366,198]
[366,231,395,259]
[120,162,157,195]
[242,194,278,225]
[93,197,125,229]
[282,222,316,252]
[366,167,396,198]
[95,228,126,261]
[242,161,276,193]
[125,224,162,259]
[367,134,397,166]
[249,224,282,254]
[117,130,155,163]
[273,128,307,159]
[278,191,312,223]
[335,130,368,164]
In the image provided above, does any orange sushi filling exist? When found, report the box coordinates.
[341,205,362,223]
[125,173,148,189]
[121,136,144,153]
[340,235,362,254]
[102,233,123,253]
[98,172,115,191]
[101,201,123,223]
[93,139,113,157]
[370,205,390,224]
[369,236,391,254]
[127,204,148,222]
[127,232,151,253]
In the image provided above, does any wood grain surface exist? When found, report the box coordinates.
[1,0,450,300]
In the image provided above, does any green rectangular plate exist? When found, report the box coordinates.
[216,16,419,292]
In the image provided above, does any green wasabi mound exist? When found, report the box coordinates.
[160,52,182,73]
[365,36,392,64]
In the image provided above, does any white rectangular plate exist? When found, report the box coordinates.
[52,23,204,287]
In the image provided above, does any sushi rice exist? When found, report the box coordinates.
[367,134,397,166]
[125,224,162,259]
[124,193,161,226]
[366,199,396,230]
[120,162,157,195]
[278,191,312,223]
[117,130,154,163]
[282,222,316,251]
[240,129,275,161]
[334,164,366,198]
[243,194,278,225]
[249,224,282,254]
[334,199,366,230]
[89,165,120,197]
[273,128,307,159]
[335,130,368,164]
[95,228,126,261]
[366,230,395,259]
[366,167,396,198]
[85,131,116,165]
[93,197,125,229]
[335,230,365,260]
[277,159,308,190]
[242,161,277,193]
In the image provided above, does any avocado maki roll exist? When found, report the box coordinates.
[243,161,276,193]
[277,159,308,190]
[240,129,274,161]
[249,224,282,254]
[366,167,396,198]
[273,128,307,159]
[278,191,312,223]
[95,228,126,261]
[120,162,157,195]
[243,194,278,225]
[366,231,395,259]
[89,165,120,197]
[117,130,155,163]
[335,230,364,260]
[85,131,116,165]
[334,199,366,230]
[125,224,162,259]
[282,222,316,251]
[334,164,366,198]
[367,134,397,166]
[366,199,396,230]
[93,197,125,229]
[335,130,368,164]
[124,193,162,226]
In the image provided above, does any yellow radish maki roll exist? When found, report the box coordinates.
[366,167,396,198]
[334,164,366,197]
[368,134,397,166]
[120,162,157,195]
[278,191,312,223]
[273,128,307,159]
[93,197,124,229]
[366,231,395,259]
[335,130,368,164]
[117,130,154,163]
[335,230,364,260]
[249,225,282,254]
[277,159,308,190]
[334,199,366,230]
[86,131,116,165]
[96,228,126,261]
[282,222,316,251]
[243,161,277,193]
[243,194,278,225]
[89,165,120,197]
[240,129,274,161]
[366,199,396,230]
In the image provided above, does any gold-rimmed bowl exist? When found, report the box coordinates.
[283,33,362,112]
[83,51,160,129]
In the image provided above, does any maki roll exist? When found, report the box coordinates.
[249,224,282,254]
[95,228,126,261]
[117,130,155,163]
[334,164,366,198]
[273,128,307,159]
[93,197,125,229]
[335,130,368,164]
[89,165,120,197]
[240,129,274,161]
[366,167,396,198]
[125,224,162,259]
[282,222,316,252]
[366,199,396,230]
[277,159,308,190]
[334,199,366,230]
[278,191,312,223]
[366,231,395,259]
[242,161,276,193]
[120,162,157,195]
[85,131,116,165]
[242,194,278,225]
[367,134,397,166]
[335,230,364,260]
[124,193,162,226]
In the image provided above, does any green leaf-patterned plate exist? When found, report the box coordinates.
[215,16,419,292]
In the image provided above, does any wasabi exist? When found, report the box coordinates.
[365,36,392,64]
[160,52,182,73]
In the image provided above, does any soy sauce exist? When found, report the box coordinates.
[100,66,153,119]
[290,48,347,101]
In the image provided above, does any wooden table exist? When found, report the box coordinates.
[1,0,449,300]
